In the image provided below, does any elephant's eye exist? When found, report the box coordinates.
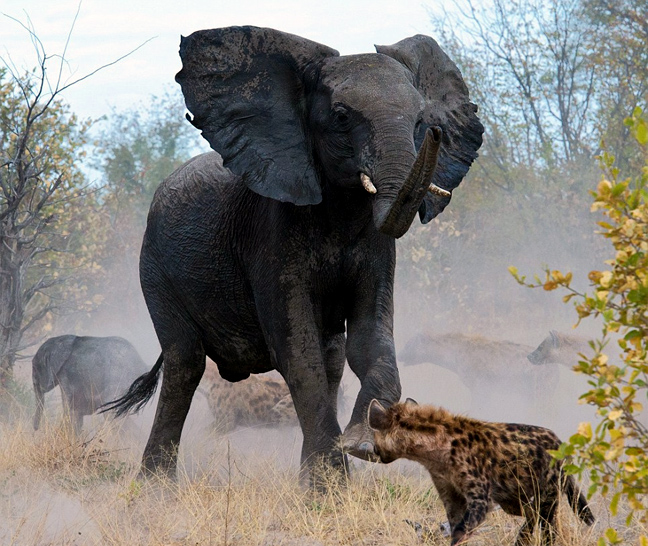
[331,105,350,127]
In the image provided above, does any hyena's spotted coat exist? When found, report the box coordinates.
[198,359,298,430]
[369,399,594,545]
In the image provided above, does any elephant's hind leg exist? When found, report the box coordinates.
[61,392,84,435]
[71,410,84,435]
[140,339,206,479]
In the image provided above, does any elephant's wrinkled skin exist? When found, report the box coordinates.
[32,335,148,433]
[108,26,483,481]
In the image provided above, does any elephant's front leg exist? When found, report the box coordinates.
[260,306,346,485]
[285,351,347,484]
[323,333,346,420]
[342,286,402,459]
[287,359,347,486]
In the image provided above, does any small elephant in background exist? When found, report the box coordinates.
[32,335,149,434]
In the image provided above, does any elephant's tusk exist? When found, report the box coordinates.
[360,173,377,194]
[428,183,451,198]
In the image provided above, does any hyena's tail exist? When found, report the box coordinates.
[563,473,595,525]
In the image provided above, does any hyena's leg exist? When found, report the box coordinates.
[435,479,467,529]
[513,518,534,546]
[538,492,559,545]
[515,489,558,546]
[449,481,491,545]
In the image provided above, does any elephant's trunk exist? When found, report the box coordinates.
[33,386,44,430]
[372,127,443,238]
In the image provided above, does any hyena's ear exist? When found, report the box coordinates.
[368,399,391,431]
[404,398,418,406]
[550,330,560,347]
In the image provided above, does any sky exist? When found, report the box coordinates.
[1,0,447,121]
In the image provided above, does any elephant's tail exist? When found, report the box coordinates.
[101,353,163,417]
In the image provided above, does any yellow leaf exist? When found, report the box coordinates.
[608,409,623,421]
[597,179,612,193]
[588,271,603,283]
[577,421,592,440]
[600,271,613,288]
[596,290,609,301]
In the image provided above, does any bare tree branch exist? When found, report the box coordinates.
[0,8,138,385]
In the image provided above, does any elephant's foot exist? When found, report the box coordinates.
[301,453,350,491]
[136,464,176,483]
[138,448,178,482]
[340,422,379,462]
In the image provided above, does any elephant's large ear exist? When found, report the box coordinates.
[176,26,339,205]
[376,35,484,223]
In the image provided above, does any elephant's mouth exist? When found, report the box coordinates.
[371,127,445,239]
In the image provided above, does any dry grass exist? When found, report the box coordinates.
[0,409,642,546]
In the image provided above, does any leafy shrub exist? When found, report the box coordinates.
[510,107,648,545]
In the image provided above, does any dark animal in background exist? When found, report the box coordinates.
[106,25,483,482]
[369,399,595,546]
[527,330,591,368]
[32,335,148,434]
[399,332,559,422]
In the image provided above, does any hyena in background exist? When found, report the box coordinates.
[399,332,560,422]
[529,331,648,430]
[198,359,298,431]
[368,399,594,545]
[527,331,592,367]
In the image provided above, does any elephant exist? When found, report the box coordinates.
[32,335,148,434]
[106,26,483,482]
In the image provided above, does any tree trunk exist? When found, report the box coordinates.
[0,235,24,390]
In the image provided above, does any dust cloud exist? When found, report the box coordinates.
[16,169,609,463]
[2,160,621,544]
[391,178,611,440]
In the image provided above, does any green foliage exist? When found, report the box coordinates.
[432,0,647,183]
[81,89,200,329]
[397,0,647,337]
[93,88,199,228]
[431,0,599,179]
[583,0,648,170]
[511,109,648,543]
[0,64,110,380]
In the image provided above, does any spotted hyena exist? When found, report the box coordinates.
[527,331,592,367]
[368,399,594,545]
[399,332,559,422]
[198,359,298,430]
